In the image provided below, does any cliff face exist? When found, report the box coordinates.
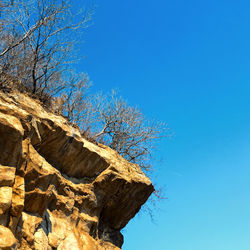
[0,91,154,250]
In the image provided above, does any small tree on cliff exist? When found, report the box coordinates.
[93,92,168,170]
[63,90,169,171]
[0,0,169,173]
[0,0,92,96]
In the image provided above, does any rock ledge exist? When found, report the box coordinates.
[0,91,154,249]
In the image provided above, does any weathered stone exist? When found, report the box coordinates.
[20,212,43,244]
[0,186,12,215]
[0,112,23,167]
[0,211,9,226]
[8,216,20,234]
[11,175,24,217]
[80,232,100,250]
[0,90,154,249]
[34,226,50,250]
[0,166,15,186]
[57,232,80,250]
[47,211,68,248]
[77,212,98,234]
[0,225,17,250]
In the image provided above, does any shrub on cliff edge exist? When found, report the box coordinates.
[0,0,169,173]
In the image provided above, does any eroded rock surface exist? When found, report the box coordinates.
[0,91,154,249]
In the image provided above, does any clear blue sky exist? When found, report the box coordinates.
[75,1,250,249]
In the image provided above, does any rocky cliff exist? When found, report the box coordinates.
[0,90,154,250]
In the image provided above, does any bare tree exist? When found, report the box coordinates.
[0,0,168,172]
[61,73,91,123]
[65,90,169,171]
[94,92,168,170]
[0,0,92,96]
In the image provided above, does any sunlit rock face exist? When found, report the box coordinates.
[0,90,154,249]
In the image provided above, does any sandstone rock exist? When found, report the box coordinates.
[34,226,50,250]
[18,212,43,245]
[47,211,69,248]
[11,175,24,217]
[0,186,12,215]
[0,90,154,249]
[0,112,23,167]
[0,225,17,250]
[0,210,10,226]
[0,166,15,186]
[57,232,80,250]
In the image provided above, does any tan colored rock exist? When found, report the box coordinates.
[80,232,100,250]
[0,112,23,167]
[8,216,20,235]
[77,212,98,234]
[0,90,154,249]
[47,211,69,248]
[0,225,17,250]
[0,186,12,215]
[11,175,24,217]
[8,176,25,234]
[20,212,43,244]
[0,166,15,186]
[34,227,50,250]
[57,232,80,250]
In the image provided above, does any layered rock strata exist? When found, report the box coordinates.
[0,91,154,249]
